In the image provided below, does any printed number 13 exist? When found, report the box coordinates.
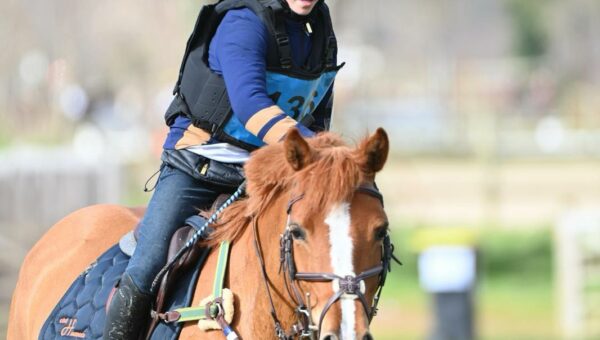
[269,91,318,119]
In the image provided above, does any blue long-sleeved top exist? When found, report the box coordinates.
[164,8,333,151]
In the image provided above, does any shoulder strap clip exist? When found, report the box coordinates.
[325,36,337,68]
[275,33,292,69]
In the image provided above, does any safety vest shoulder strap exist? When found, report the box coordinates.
[319,3,337,68]
[173,0,292,95]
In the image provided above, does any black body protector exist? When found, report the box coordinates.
[165,0,340,151]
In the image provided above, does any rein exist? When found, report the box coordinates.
[153,183,400,339]
[150,182,247,294]
[253,184,401,339]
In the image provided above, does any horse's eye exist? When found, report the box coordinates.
[289,224,306,240]
[374,224,389,241]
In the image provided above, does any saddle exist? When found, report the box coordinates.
[39,195,230,340]
[145,221,209,339]
[136,194,231,339]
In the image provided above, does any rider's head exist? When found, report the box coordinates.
[284,0,321,16]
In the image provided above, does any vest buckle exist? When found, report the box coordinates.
[275,33,289,47]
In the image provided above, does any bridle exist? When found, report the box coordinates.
[252,185,402,339]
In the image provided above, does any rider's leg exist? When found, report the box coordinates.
[104,163,230,339]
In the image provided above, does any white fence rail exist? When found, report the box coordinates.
[556,210,600,338]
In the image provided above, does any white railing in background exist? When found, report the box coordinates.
[556,210,600,339]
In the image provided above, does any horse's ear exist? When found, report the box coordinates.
[284,128,313,171]
[357,128,389,174]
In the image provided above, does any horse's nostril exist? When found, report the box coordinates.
[362,332,374,340]
[321,334,339,340]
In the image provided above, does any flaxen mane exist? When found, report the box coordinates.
[204,132,369,246]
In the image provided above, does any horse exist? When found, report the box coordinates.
[8,127,392,340]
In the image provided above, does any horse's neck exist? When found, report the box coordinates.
[201,192,297,337]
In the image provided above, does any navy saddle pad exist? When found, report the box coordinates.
[39,244,204,340]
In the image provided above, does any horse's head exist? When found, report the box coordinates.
[244,128,391,340]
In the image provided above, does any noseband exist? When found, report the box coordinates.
[252,185,401,339]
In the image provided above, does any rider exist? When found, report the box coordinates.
[104,0,341,338]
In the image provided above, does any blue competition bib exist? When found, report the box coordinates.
[222,69,338,147]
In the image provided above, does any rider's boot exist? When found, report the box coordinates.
[103,273,153,340]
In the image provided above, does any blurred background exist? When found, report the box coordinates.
[1,0,600,338]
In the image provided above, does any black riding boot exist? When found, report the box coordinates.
[104,273,153,340]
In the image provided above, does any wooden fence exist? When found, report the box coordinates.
[0,147,122,263]
[0,147,123,338]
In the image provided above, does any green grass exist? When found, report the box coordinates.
[370,226,557,339]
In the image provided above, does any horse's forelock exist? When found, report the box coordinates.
[243,132,350,195]
[292,146,363,216]
[205,133,366,245]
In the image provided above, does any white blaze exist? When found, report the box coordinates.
[325,202,356,340]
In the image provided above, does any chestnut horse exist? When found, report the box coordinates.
[9,128,391,340]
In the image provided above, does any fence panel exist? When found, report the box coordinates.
[556,210,600,338]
